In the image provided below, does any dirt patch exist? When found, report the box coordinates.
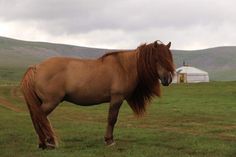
[0,96,23,112]
[11,86,24,99]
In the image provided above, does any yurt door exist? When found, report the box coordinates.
[179,73,187,83]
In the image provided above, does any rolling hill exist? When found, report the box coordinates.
[173,47,236,81]
[0,36,236,81]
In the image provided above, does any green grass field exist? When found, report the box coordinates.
[0,81,236,157]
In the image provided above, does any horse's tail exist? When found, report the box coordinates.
[21,66,57,149]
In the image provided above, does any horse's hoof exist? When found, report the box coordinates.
[105,141,116,147]
[38,143,56,150]
[46,143,56,150]
[38,143,46,149]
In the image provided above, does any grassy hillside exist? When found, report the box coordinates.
[173,47,236,81]
[1,36,236,81]
[0,81,235,157]
[0,36,108,82]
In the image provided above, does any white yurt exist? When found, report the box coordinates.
[172,66,209,83]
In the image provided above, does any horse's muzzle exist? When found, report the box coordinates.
[160,72,172,86]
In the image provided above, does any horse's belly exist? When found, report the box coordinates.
[64,91,110,106]
[64,70,113,105]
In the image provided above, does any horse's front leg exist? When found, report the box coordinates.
[104,95,123,146]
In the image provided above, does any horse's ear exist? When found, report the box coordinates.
[167,42,171,49]
[154,41,158,48]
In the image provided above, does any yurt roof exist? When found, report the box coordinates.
[176,66,208,74]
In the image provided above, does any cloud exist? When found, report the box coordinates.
[0,0,236,49]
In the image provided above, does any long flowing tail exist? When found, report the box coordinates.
[21,66,57,149]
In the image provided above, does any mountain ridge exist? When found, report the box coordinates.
[0,36,236,81]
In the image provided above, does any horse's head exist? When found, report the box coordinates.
[153,41,175,86]
[133,40,175,108]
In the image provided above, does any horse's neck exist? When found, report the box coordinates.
[119,50,138,82]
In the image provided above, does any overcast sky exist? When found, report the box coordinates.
[0,0,236,50]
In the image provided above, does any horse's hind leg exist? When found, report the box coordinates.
[38,102,59,149]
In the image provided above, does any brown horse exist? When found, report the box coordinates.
[21,41,175,149]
